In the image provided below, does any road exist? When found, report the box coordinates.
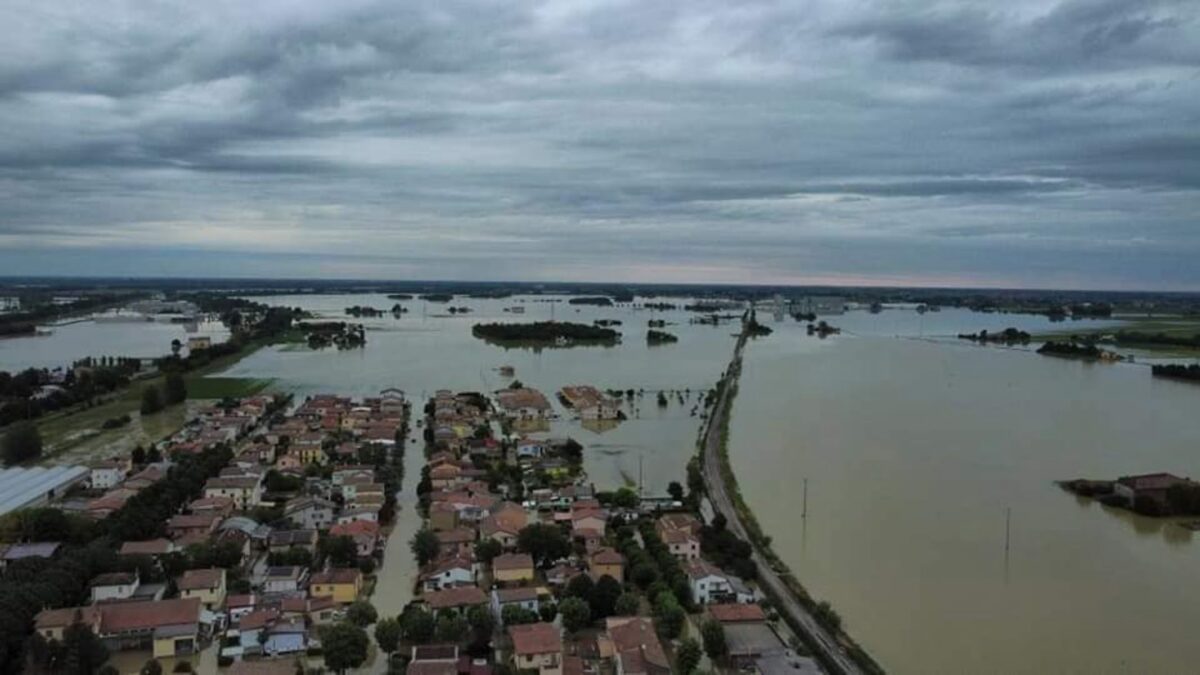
[700,322,866,675]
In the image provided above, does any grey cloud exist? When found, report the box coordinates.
[0,0,1196,289]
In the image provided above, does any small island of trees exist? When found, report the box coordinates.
[298,321,367,349]
[420,293,453,303]
[345,305,385,318]
[1036,341,1101,359]
[958,327,1031,344]
[471,321,620,346]
[1151,363,1200,383]
[568,296,614,306]
[806,321,838,337]
[647,329,679,345]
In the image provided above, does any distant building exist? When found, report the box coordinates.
[794,296,846,316]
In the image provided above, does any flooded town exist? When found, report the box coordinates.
[2,284,1200,675]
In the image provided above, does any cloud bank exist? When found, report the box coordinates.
[0,0,1197,289]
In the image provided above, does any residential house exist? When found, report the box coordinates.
[178,568,226,609]
[492,587,540,624]
[509,622,562,675]
[492,553,535,586]
[226,594,258,624]
[89,460,127,490]
[558,386,620,421]
[436,528,476,558]
[283,496,336,530]
[119,539,178,559]
[310,568,362,604]
[90,572,140,603]
[35,597,204,658]
[330,520,381,558]
[262,566,308,595]
[1114,472,1190,508]
[203,475,263,510]
[188,496,237,518]
[571,508,607,537]
[607,617,669,675]
[660,528,700,562]
[337,506,381,525]
[424,585,488,617]
[268,529,319,554]
[429,501,460,532]
[495,388,553,421]
[407,644,460,675]
[589,548,624,581]
[686,559,739,605]
[420,556,476,592]
[167,513,221,542]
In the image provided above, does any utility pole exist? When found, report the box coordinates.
[638,453,644,497]
[1005,507,1011,554]
[802,478,808,519]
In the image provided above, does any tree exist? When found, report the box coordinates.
[517,523,571,568]
[400,605,435,644]
[611,487,639,509]
[563,574,594,602]
[435,612,468,643]
[677,637,702,675]
[667,481,685,502]
[60,617,109,675]
[140,660,163,675]
[559,597,591,633]
[467,605,496,647]
[321,535,358,568]
[170,339,182,356]
[131,445,146,465]
[538,602,558,623]
[653,591,686,640]
[374,617,401,656]
[502,605,539,626]
[410,528,440,567]
[345,601,378,628]
[701,619,728,660]
[320,622,369,674]
[475,539,502,564]
[2,420,42,465]
[631,562,659,589]
[590,575,622,619]
[615,592,641,616]
[140,385,164,416]
[164,372,187,405]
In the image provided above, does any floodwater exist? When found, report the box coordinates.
[219,293,730,659]
[43,292,1200,674]
[0,318,229,371]
[726,309,1200,674]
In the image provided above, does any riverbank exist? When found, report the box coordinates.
[697,319,882,675]
[33,339,274,463]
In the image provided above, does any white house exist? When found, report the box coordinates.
[336,507,380,525]
[516,439,545,460]
[420,557,476,592]
[492,587,540,624]
[262,566,307,595]
[686,560,734,605]
[89,461,127,490]
[284,496,336,530]
[89,572,139,603]
[203,475,263,509]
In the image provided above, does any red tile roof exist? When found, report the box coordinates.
[707,603,766,623]
[508,622,562,656]
[425,586,488,610]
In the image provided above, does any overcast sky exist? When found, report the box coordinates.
[0,0,1197,289]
